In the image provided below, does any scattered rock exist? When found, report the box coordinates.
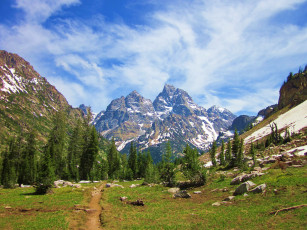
[290,165,303,168]
[223,196,235,201]
[221,201,231,204]
[5,206,12,209]
[168,187,180,193]
[212,202,221,206]
[253,167,262,172]
[173,190,191,198]
[233,181,256,196]
[106,183,112,188]
[63,181,73,187]
[130,184,137,188]
[79,180,91,184]
[193,191,202,194]
[250,184,266,194]
[113,184,124,188]
[120,196,128,201]
[222,188,229,192]
[243,193,249,197]
[20,184,31,188]
[72,184,81,188]
[106,183,124,188]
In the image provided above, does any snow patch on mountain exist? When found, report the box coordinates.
[245,100,307,144]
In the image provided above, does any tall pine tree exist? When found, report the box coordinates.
[80,126,99,180]
[219,140,226,166]
[225,139,232,164]
[210,141,217,167]
[128,142,138,179]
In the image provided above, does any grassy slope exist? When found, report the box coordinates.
[102,164,307,229]
[0,184,98,230]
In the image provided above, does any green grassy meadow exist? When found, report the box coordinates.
[0,184,94,229]
[102,165,307,230]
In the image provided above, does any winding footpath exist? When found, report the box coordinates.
[85,183,105,229]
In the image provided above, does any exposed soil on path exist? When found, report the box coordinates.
[85,183,105,230]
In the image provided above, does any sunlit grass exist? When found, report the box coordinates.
[102,165,307,229]
[0,185,91,229]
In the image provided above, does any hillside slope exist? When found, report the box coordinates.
[0,50,83,142]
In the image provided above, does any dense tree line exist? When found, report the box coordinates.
[1,109,209,193]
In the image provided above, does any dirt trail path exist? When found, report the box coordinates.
[85,183,105,230]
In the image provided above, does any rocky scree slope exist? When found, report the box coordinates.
[94,84,236,161]
[0,50,83,142]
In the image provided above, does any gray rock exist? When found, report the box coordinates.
[106,183,112,188]
[72,184,81,188]
[230,176,242,185]
[249,184,266,194]
[223,196,235,201]
[233,181,256,196]
[212,202,221,206]
[113,184,124,188]
[173,190,191,198]
[64,181,73,187]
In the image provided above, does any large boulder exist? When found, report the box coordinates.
[233,181,256,196]
[168,187,180,194]
[173,190,191,198]
[250,184,266,194]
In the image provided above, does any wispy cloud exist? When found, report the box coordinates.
[1,0,307,114]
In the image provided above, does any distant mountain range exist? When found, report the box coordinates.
[92,84,236,161]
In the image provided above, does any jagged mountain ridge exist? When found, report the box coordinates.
[94,84,236,161]
[0,50,83,142]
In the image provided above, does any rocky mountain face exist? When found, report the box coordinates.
[278,69,307,109]
[230,115,256,132]
[0,50,83,142]
[95,84,236,161]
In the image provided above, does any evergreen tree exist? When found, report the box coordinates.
[287,72,293,81]
[45,111,67,178]
[128,142,138,179]
[219,140,226,166]
[80,126,99,180]
[137,151,147,178]
[225,140,232,164]
[232,129,240,163]
[250,142,256,167]
[210,141,217,167]
[237,139,244,168]
[107,138,120,178]
[100,158,109,180]
[67,120,84,181]
[182,144,206,185]
[160,141,176,186]
[20,130,37,185]
[1,138,17,188]
[144,150,157,183]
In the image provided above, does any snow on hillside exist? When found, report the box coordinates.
[245,100,307,144]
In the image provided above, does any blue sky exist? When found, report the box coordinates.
[0,0,307,115]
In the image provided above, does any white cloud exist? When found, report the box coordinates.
[1,0,307,114]
[14,0,80,23]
